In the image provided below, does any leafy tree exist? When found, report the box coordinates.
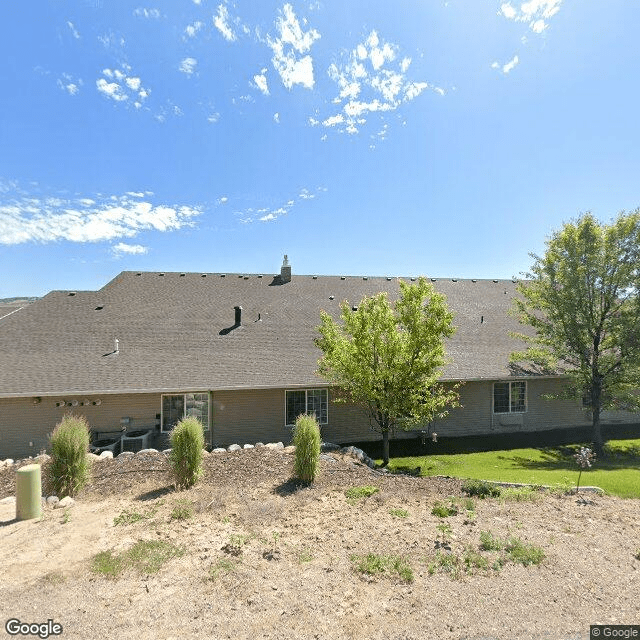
[511,211,640,456]
[315,277,459,465]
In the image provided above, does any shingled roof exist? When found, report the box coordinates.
[0,266,531,397]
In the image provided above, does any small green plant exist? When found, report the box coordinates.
[221,515,231,524]
[91,540,185,579]
[462,497,475,511]
[345,485,379,504]
[462,479,501,499]
[169,416,205,490]
[223,533,251,556]
[574,447,596,493]
[208,558,237,580]
[350,553,413,583]
[61,509,71,524]
[634,549,640,561]
[299,548,314,563]
[433,552,462,579]
[113,506,158,526]
[504,537,545,566]
[170,499,194,521]
[263,531,281,560]
[479,530,504,551]
[431,499,458,517]
[49,414,92,497]
[292,414,321,483]
[389,507,409,518]
[500,486,542,503]
[436,522,453,544]
[463,547,489,573]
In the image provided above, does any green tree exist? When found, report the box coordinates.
[315,277,459,466]
[511,211,640,456]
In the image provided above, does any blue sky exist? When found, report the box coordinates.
[1,1,639,297]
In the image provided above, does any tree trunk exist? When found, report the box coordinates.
[591,374,605,458]
[382,429,390,467]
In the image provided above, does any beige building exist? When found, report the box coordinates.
[1,257,636,458]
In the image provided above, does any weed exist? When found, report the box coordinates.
[432,552,462,579]
[479,530,504,551]
[345,485,379,504]
[299,548,314,563]
[500,486,542,503]
[436,522,453,544]
[41,571,66,585]
[431,499,458,517]
[113,507,157,526]
[504,537,545,566]
[91,540,185,579]
[223,533,251,556]
[463,547,489,573]
[208,558,237,580]
[634,549,640,561]
[221,516,231,524]
[350,553,413,583]
[61,509,71,524]
[389,508,409,518]
[263,531,281,561]
[462,479,501,499]
[170,499,194,521]
[462,497,476,511]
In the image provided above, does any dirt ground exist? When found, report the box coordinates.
[0,448,638,640]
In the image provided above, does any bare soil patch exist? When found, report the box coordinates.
[0,449,638,640]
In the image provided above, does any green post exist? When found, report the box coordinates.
[16,464,42,521]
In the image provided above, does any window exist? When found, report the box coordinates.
[161,393,210,431]
[286,389,328,426]
[493,381,526,413]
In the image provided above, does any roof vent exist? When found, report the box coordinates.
[452,279,458,282]
[68,292,76,297]
[386,277,392,281]
[312,275,318,279]
[493,279,498,283]
[340,276,346,280]
[431,278,436,282]
[472,279,477,283]
[201,273,207,278]
[234,306,242,326]
[159,273,165,277]
[220,274,226,277]
[95,306,104,311]
[180,273,186,277]
[135,273,141,276]
[280,255,291,283]
[410,277,416,281]
[329,295,334,300]
[363,276,368,280]
[258,274,263,278]
[114,338,119,353]
[351,305,358,311]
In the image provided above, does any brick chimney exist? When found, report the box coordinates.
[280,254,291,283]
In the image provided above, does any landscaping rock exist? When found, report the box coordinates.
[37,454,51,462]
[46,496,60,506]
[227,444,242,452]
[163,449,172,454]
[321,442,341,452]
[54,496,75,509]
[99,451,114,459]
[243,444,254,449]
[283,446,295,454]
[117,451,134,459]
[201,449,210,456]
[265,442,284,450]
[87,453,100,461]
[4,459,14,467]
[212,448,227,453]
[136,448,159,455]
[254,442,265,448]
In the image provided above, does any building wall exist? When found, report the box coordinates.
[0,393,160,459]
[2,378,639,458]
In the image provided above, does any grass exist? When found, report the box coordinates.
[383,438,640,498]
[345,485,379,504]
[208,558,237,580]
[170,499,194,521]
[431,499,458,517]
[92,540,185,579]
[389,507,409,518]
[480,530,545,566]
[350,553,413,583]
[113,506,158,526]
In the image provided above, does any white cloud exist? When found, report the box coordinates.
[273,112,280,123]
[133,8,161,19]
[268,4,320,90]
[207,112,220,123]
[320,30,437,136]
[499,0,562,33]
[184,21,204,38]
[214,3,236,42]
[259,213,276,222]
[113,242,148,255]
[180,57,198,76]
[253,69,269,95]
[96,65,149,106]
[57,73,82,95]
[493,54,520,74]
[67,21,80,39]
[218,196,228,204]
[0,188,202,245]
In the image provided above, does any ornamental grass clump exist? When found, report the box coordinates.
[293,414,321,483]
[169,416,205,490]
[49,414,92,497]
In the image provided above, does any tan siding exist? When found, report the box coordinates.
[0,394,161,459]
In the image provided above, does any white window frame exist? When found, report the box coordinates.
[285,388,328,426]
[161,392,210,432]
[493,381,527,414]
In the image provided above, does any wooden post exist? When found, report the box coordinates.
[16,464,42,520]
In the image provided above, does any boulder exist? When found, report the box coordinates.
[243,444,255,450]
[136,448,159,455]
[54,496,75,509]
[254,442,265,448]
[46,496,60,506]
[212,448,227,453]
[99,451,114,459]
[227,444,242,452]
[265,442,284,450]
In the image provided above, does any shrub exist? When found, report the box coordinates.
[293,414,321,483]
[169,416,205,490]
[462,479,501,498]
[49,414,92,497]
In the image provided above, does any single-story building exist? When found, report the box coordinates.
[1,256,637,458]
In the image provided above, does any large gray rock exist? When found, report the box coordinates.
[212,447,227,453]
[54,496,75,509]
[243,444,254,449]
[227,444,242,452]
[265,442,284,450]
[99,450,114,459]
[46,496,60,506]
[137,448,159,455]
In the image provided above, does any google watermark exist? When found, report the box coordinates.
[591,627,640,639]
[5,619,63,639]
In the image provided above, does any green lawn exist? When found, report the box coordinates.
[382,438,640,498]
